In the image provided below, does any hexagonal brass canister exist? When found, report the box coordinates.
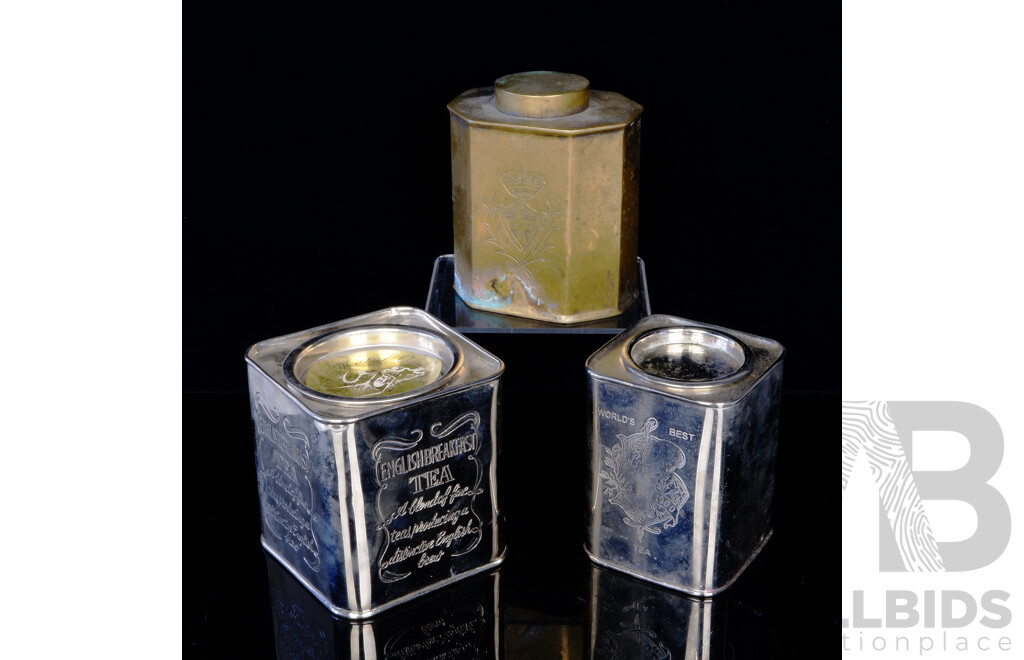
[448,72,642,324]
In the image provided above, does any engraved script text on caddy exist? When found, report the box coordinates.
[373,412,486,582]
[255,392,321,571]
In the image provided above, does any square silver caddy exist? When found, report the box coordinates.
[585,314,784,595]
[245,307,505,618]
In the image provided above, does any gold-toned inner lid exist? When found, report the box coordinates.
[304,349,444,398]
[286,325,460,402]
[494,71,590,118]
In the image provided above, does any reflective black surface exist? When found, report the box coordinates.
[265,552,502,659]
[186,7,837,657]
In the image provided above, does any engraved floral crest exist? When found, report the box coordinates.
[481,168,561,277]
[600,417,689,556]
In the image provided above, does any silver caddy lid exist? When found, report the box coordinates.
[246,307,504,423]
[586,314,785,406]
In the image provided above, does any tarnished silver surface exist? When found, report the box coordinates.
[585,314,784,595]
[266,552,501,660]
[246,307,506,618]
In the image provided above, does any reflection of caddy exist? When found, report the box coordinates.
[246,307,505,618]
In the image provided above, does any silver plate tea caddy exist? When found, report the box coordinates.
[584,314,784,595]
[245,307,505,618]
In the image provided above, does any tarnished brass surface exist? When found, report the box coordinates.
[449,71,642,324]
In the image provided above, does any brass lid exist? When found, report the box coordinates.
[494,71,590,118]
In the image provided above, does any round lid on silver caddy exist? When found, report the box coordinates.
[284,324,463,404]
[245,307,504,423]
[586,314,784,405]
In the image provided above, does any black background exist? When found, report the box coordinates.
[186,7,837,657]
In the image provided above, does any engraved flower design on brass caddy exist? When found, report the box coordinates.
[600,417,689,556]
[481,168,561,283]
